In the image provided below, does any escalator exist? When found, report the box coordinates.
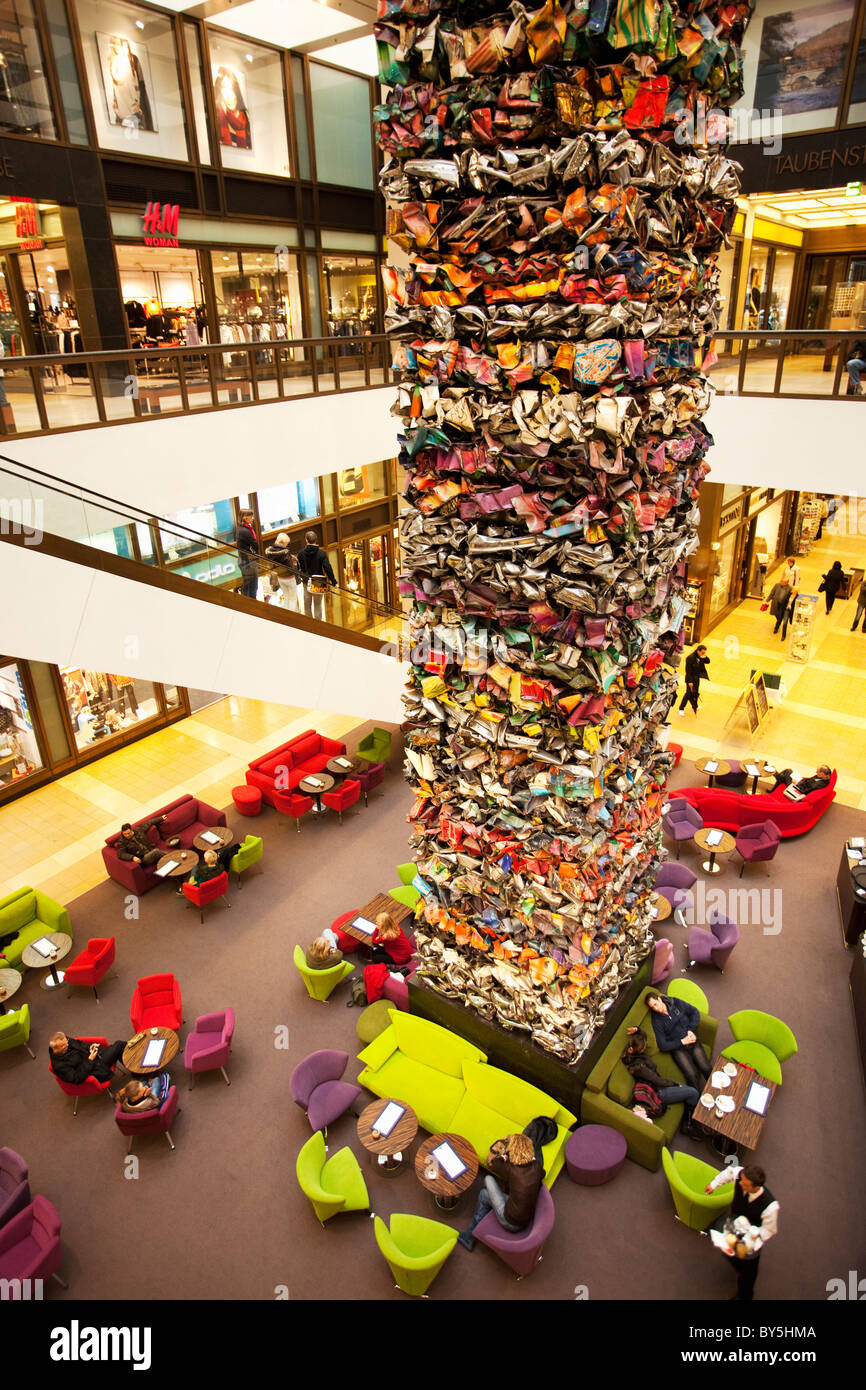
[0,457,407,721]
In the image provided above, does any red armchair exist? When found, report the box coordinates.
[64,937,116,1002]
[245,730,347,808]
[114,1084,180,1153]
[273,789,315,833]
[321,778,361,825]
[674,772,836,838]
[0,1195,66,1288]
[181,871,230,924]
[130,974,183,1032]
[49,1034,116,1115]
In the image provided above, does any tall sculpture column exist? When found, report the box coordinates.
[375,0,753,1062]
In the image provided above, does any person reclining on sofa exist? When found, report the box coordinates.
[768,764,832,797]
[622,1028,704,1139]
[115,819,164,868]
[646,992,713,1093]
[457,1132,543,1252]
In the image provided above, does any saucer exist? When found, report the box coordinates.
[711,1071,730,1089]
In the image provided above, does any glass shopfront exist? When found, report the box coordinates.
[0,0,58,138]
[324,254,378,341]
[59,665,158,751]
[207,30,290,178]
[211,249,303,349]
[335,461,390,512]
[803,252,866,331]
[117,245,207,345]
[0,658,42,788]
[747,493,790,597]
[257,479,320,531]
[0,199,84,355]
[707,529,741,623]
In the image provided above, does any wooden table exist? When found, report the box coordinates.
[326,755,364,778]
[357,1097,418,1174]
[341,892,415,949]
[123,1026,180,1076]
[415,1132,478,1210]
[693,827,736,875]
[695,757,731,789]
[21,932,73,991]
[0,967,22,1014]
[697,1060,776,1155]
[156,849,199,879]
[649,892,672,923]
[299,772,334,812]
[193,827,235,853]
[740,758,765,795]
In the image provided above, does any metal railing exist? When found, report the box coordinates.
[0,455,409,653]
[707,329,866,399]
[0,333,393,440]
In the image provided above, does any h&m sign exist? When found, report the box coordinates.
[142,201,180,247]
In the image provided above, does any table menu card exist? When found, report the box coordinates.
[374,1102,405,1137]
[142,1039,166,1068]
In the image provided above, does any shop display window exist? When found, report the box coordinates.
[715,244,739,332]
[17,242,82,355]
[257,480,320,533]
[309,62,372,190]
[766,250,794,332]
[211,249,303,349]
[74,0,189,160]
[336,460,390,511]
[707,531,738,621]
[117,245,208,346]
[183,21,211,164]
[291,56,311,180]
[0,661,43,786]
[159,499,235,562]
[734,0,857,139]
[0,0,58,138]
[60,667,158,751]
[324,254,378,342]
[207,31,290,178]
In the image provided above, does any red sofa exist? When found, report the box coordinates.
[673,770,836,838]
[102,795,227,895]
[245,729,346,808]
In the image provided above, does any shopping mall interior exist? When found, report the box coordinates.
[0,0,864,1339]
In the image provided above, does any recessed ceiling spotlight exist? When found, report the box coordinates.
[245,53,253,63]
[136,20,144,29]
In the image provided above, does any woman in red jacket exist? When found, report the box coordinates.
[364,911,414,1002]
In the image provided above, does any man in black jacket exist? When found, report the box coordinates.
[235,510,260,600]
[768,764,831,796]
[646,991,713,1091]
[115,819,163,867]
[678,644,710,715]
[296,530,337,621]
[49,1032,127,1085]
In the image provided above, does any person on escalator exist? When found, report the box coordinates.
[264,532,300,611]
[296,531,336,622]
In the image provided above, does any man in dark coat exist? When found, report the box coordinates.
[768,764,831,796]
[115,819,162,867]
[235,510,260,600]
[49,1032,127,1085]
[296,530,337,621]
[678,644,710,715]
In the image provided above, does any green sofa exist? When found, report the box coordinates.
[580,986,718,1172]
[357,1011,576,1186]
[0,887,71,972]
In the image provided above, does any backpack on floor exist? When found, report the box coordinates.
[632,1082,666,1118]
[347,977,367,1008]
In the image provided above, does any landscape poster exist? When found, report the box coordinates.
[753,1,855,118]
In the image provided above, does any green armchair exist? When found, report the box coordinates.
[667,978,709,1013]
[296,1132,369,1225]
[721,1041,782,1085]
[0,887,70,973]
[229,835,263,887]
[373,1213,458,1297]
[357,728,392,764]
[728,1010,798,1062]
[396,863,416,886]
[0,1004,35,1059]
[293,944,354,1002]
[661,1149,734,1231]
[388,886,420,909]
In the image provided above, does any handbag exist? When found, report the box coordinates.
[760,602,769,611]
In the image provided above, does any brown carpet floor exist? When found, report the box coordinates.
[3,737,865,1302]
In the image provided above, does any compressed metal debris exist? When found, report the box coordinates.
[376,0,753,1063]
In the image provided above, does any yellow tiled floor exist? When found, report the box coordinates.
[0,698,365,905]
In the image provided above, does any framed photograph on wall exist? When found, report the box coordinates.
[96,32,157,132]
[213,65,252,150]
[753,1,855,120]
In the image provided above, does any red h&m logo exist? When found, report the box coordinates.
[14,198,42,249]
[142,202,180,247]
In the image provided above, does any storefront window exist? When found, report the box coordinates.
[0,254,24,356]
[257,480,320,533]
[43,0,88,143]
[744,246,770,331]
[324,254,377,341]
[116,245,207,344]
[60,667,158,751]
[0,0,58,138]
[707,532,737,621]
[74,0,189,160]
[803,254,866,331]
[211,249,303,347]
[207,31,290,178]
[341,532,393,606]
[309,62,372,190]
[17,242,82,353]
[336,461,390,511]
[291,56,311,180]
[749,497,787,596]
[0,660,43,787]
[715,244,739,331]
[767,250,795,331]
[183,21,211,164]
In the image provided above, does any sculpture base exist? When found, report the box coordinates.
[408,949,652,1119]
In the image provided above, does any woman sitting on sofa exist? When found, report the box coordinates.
[622,1028,704,1138]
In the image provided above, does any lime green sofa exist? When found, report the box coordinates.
[579,985,718,1172]
[0,887,71,972]
[357,1011,576,1186]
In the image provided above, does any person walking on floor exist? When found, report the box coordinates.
[815,496,830,540]
[705,1163,779,1301]
[235,509,260,600]
[678,644,710,715]
[779,556,800,590]
[766,578,791,635]
[851,579,866,633]
[777,587,798,642]
[819,560,844,615]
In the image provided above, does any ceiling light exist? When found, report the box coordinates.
[136,20,144,29]
[245,53,254,62]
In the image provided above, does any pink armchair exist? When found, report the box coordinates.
[114,1084,180,1153]
[0,1195,66,1288]
[734,821,781,878]
[184,1008,235,1089]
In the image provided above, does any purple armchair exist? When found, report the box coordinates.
[655,863,697,924]
[383,960,418,1011]
[0,1147,30,1229]
[183,1008,235,1090]
[474,1184,555,1279]
[290,1049,362,1134]
[687,911,740,973]
[652,938,675,985]
[664,798,702,859]
[114,1085,180,1153]
[356,760,386,807]
[0,1195,66,1288]
[735,820,781,878]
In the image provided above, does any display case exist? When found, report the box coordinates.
[682,578,703,646]
[794,499,821,556]
[788,593,818,664]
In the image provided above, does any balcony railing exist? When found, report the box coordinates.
[707,329,866,399]
[0,334,393,440]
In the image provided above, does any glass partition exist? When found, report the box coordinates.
[257,480,320,532]
[309,61,372,189]
[0,0,58,138]
[43,0,88,142]
[183,20,211,164]
[207,31,290,178]
[324,254,378,340]
[291,55,311,180]
[211,248,303,346]
[336,460,390,511]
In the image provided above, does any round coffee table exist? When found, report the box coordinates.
[299,772,334,812]
[357,1097,418,1175]
[156,849,199,878]
[326,755,364,778]
[22,932,73,991]
[649,893,672,923]
[193,827,234,853]
[0,967,22,1014]
[565,1125,627,1186]
[693,827,736,875]
[695,757,731,789]
[123,1026,180,1076]
[415,1133,478,1210]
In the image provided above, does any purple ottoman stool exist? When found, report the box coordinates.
[565,1125,627,1186]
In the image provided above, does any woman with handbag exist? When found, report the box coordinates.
[820,560,844,614]
[296,530,336,622]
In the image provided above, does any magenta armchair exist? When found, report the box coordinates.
[0,1148,30,1228]
[687,912,740,973]
[184,1008,235,1090]
[652,938,675,985]
[474,1185,555,1279]
[0,1195,66,1288]
[130,973,183,1031]
[114,1084,180,1153]
[664,798,702,859]
[64,936,116,1002]
[735,820,781,878]
[290,1048,361,1133]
